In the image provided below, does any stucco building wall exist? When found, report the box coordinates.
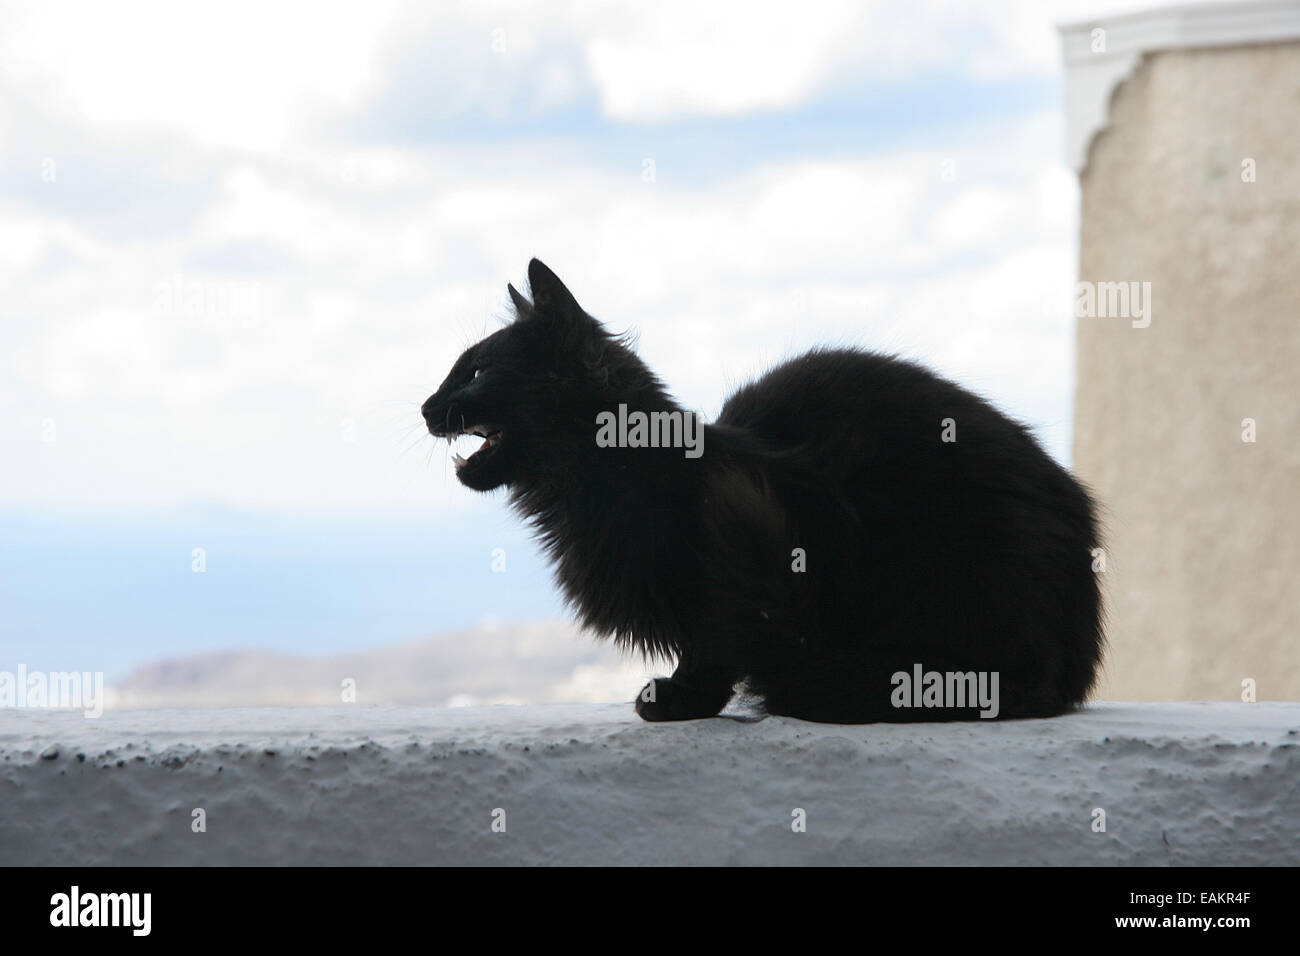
[1073,41,1300,701]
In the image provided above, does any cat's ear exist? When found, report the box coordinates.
[525,259,600,362]
[527,259,583,317]
[507,283,533,319]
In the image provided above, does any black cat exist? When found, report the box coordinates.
[422,259,1104,722]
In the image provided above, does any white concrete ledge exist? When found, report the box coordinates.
[2,702,1297,865]
[1058,0,1300,172]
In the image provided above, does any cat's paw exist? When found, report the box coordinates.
[634,677,726,721]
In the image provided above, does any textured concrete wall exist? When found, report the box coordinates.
[4,703,1298,865]
[1074,42,1300,701]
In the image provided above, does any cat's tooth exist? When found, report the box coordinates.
[453,453,467,468]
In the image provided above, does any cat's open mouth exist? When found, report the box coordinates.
[445,425,503,471]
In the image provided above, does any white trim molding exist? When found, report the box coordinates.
[1058,0,1300,173]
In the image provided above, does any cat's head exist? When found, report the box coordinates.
[422,259,657,492]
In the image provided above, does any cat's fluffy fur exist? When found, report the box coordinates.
[422,259,1104,722]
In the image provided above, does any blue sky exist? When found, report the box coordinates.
[0,504,564,680]
[0,0,1161,682]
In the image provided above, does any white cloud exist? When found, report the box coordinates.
[0,0,400,150]
[584,4,849,121]
[578,0,1150,122]
[0,1,1103,512]
[0,0,1186,154]
[1,105,1080,510]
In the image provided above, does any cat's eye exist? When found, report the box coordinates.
[473,368,482,379]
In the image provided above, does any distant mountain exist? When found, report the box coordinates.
[107,619,649,709]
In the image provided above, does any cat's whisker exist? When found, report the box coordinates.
[390,421,428,443]
[397,432,431,461]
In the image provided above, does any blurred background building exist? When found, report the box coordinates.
[1063,0,1300,700]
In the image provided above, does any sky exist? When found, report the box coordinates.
[0,0,1180,685]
